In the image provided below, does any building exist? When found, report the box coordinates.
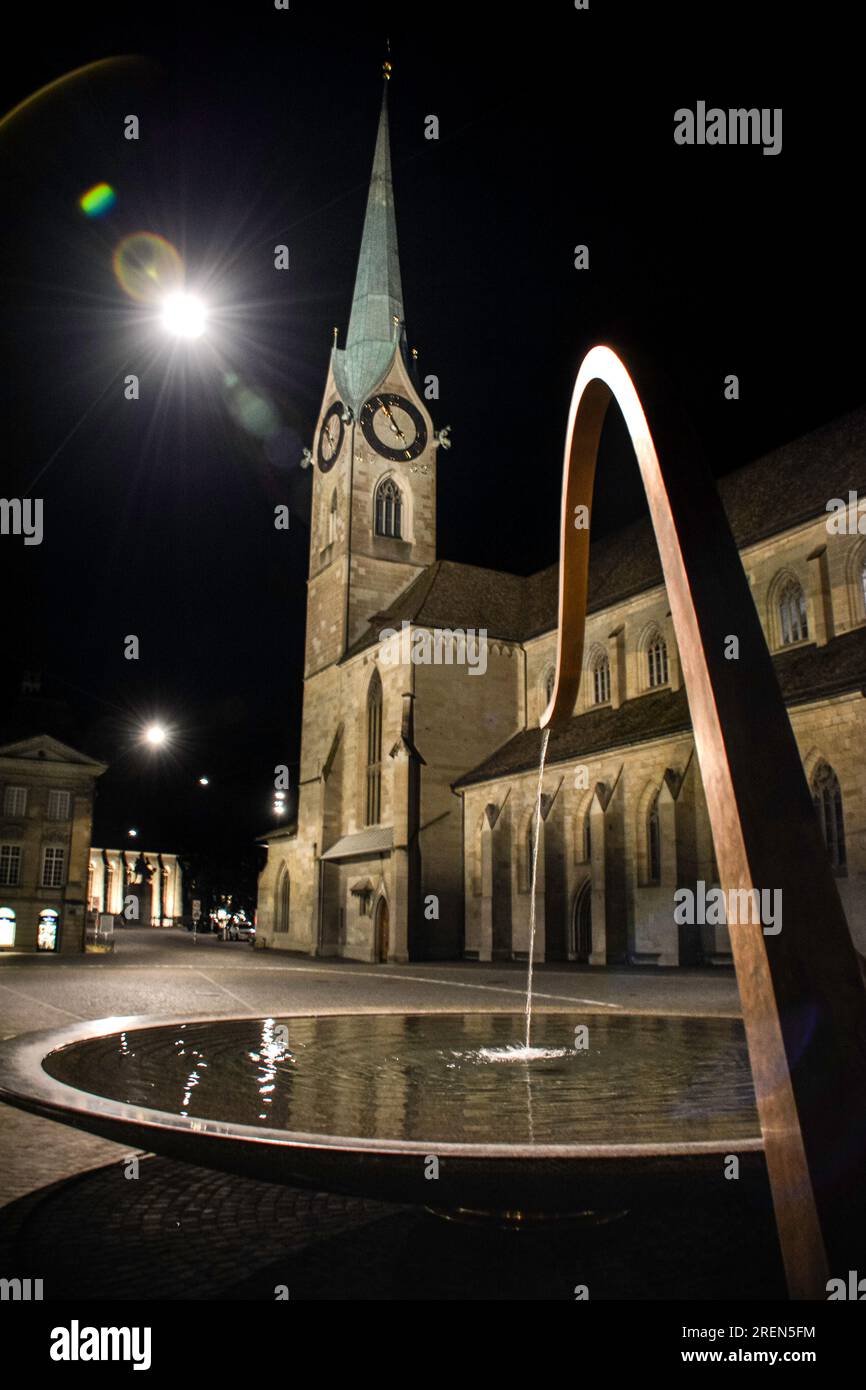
[255,84,866,966]
[0,734,107,952]
[87,849,183,928]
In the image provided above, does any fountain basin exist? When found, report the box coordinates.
[0,1011,762,1214]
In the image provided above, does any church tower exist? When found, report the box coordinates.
[304,73,438,677]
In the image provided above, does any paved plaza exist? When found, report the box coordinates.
[0,931,780,1300]
[0,928,742,1205]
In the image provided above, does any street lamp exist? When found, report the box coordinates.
[160,291,208,339]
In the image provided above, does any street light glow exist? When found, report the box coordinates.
[160,291,207,339]
[143,723,168,747]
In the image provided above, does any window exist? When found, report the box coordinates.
[42,846,66,888]
[647,793,661,882]
[0,845,21,886]
[779,578,808,645]
[647,633,669,688]
[3,786,27,817]
[591,651,611,705]
[374,477,402,538]
[38,909,59,952]
[812,762,846,869]
[583,813,592,863]
[544,668,555,705]
[276,866,290,932]
[327,490,337,546]
[47,790,70,821]
[0,907,15,949]
[365,671,383,825]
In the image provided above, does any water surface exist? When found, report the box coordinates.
[44,1012,758,1146]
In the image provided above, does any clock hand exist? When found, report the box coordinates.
[379,401,406,443]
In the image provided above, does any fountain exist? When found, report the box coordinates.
[1,345,864,1288]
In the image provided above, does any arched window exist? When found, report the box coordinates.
[327,489,337,546]
[647,792,661,882]
[374,477,402,538]
[591,651,611,704]
[812,762,846,869]
[778,578,808,645]
[0,906,15,949]
[647,632,668,688]
[365,671,383,825]
[38,909,59,952]
[275,865,290,932]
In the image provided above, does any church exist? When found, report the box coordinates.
[255,81,866,968]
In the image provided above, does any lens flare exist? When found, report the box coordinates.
[221,372,281,440]
[79,182,116,217]
[113,232,184,304]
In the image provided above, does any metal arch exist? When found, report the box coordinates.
[542,344,866,1299]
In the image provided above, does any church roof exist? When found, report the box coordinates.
[343,402,866,659]
[331,84,405,418]
[453,624,866,789]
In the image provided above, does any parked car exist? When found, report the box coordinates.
[227,914,255,943]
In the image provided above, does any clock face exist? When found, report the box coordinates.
[360,393,427,461]
[317,402,345,471]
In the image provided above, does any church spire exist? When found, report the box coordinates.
[332,75,405,418]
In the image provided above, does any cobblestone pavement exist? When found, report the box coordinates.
[0,928,741,1207]
[0,931,755,1299]
[0,1152,784,1300]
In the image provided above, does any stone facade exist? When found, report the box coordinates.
[87,848,183,927]
[255,85,866,968]
[0,734,107,953]
[458,507,866,967]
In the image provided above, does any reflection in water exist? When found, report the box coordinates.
[44,1013,758,1147]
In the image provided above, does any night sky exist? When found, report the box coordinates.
[0,1,860,877]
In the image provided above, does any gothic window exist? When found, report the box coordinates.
[327,490,337,546]
[374,477,402,539]
[365,671,383,825]
[275,865,290,932]
[647,792,661,883]
[591,651,611,704]
[647,632,669,688]
[812,762,846,870]
[778,578,808,645]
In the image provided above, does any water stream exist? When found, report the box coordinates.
[524,727,551,1049]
